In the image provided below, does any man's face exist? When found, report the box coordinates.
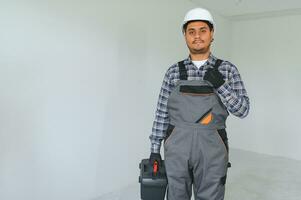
[184,21,214,54]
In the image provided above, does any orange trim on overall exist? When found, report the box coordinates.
[200,113,213,125]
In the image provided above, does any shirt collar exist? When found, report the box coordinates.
[183,53,217,68]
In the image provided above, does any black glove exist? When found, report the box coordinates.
[203,67,225,89]
[149,152,162,167]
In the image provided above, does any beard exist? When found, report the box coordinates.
[187,44,211,54]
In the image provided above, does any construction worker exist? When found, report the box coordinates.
[149,7,250,200]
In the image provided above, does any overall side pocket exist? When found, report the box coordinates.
[217,129,231,168]
[217,129,229,153]
[164,124,175,145]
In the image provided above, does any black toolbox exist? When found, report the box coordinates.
[139,159,167,200]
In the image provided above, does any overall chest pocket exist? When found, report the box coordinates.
[179,85,214,96]
[176,85,216,123]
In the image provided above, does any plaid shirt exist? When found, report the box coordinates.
[150,53,250,153]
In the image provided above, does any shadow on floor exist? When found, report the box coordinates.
[94,149,301,200]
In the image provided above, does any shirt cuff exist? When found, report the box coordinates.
[151,143,161,154]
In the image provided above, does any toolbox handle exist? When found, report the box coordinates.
[152,161,160,177]
[153,161,158,174]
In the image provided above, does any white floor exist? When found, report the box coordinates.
[95,149,301,200]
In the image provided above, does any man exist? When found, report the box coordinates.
[149,7,250,200]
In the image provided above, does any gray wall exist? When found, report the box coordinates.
[0,1,230,199]
[228,13,301,161]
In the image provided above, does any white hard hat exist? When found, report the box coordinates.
[182,8,215,33]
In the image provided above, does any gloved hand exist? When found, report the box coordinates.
[149,152,162,167]
[203,67,225,89]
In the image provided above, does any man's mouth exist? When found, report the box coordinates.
[193,40,203,44]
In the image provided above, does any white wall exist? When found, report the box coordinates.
[0,1,231,200]
[228,13,301,161]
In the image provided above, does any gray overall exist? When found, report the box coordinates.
[164,59,229,200]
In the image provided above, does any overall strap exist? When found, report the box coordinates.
[178,60,188,80]
[213,59,223,69]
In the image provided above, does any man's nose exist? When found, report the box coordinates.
[194,31,201,38]
[194,35,200,39]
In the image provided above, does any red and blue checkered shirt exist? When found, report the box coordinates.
[150,53,250,153]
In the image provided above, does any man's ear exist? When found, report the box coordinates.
[182,29,186,35]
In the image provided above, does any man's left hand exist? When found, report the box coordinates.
[203,67,225,89]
